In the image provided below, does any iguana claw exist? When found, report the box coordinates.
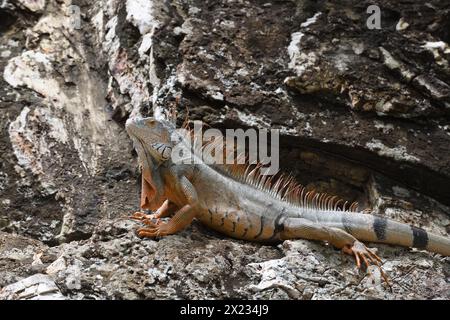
[130,212,165,237]
[135,204,196,238]
[130,212,152,221]
[130,211,161,225]
[137,227,159,238]
[343,241,391,288]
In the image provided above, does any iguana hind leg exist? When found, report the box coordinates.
[281,217,388,284]
[137,204,196,238]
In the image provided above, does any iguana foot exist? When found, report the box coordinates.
[135,204,196,239]
[136,223,167,238]
[131,213,166,237]
[343,241,391,287]
[130,199,177,223]
[130,211,152,220]
[343,241,382,268]
[130,211,161,225]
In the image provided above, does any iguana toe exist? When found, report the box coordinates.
[136,227,161,238]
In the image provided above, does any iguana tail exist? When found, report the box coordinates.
[302,210,450,256]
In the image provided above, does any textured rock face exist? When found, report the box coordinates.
[0,0,449,299]
[0,219,449,300]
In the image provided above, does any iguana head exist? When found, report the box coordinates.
[126,116,176,211]
[125,117,175,167]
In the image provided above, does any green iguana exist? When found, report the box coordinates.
[125,116,450,283]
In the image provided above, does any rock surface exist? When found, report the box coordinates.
[0,0,449,299]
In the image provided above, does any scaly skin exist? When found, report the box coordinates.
[126,116,450,283]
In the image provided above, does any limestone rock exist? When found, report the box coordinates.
[0,0,449,300]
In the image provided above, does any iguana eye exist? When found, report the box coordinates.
[151,143,172,160]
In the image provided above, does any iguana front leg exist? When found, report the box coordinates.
[136,176,198,238]
[137,204,196,237]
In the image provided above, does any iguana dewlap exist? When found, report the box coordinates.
[125,116,450,282]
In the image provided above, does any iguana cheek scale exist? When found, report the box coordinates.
[126,116,450,284]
